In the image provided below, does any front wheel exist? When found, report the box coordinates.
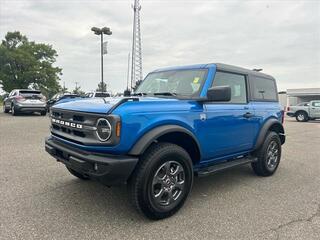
[296,111,308,122]
[40,111,47,116]
[129,143,193,220]
[251,131,281,176]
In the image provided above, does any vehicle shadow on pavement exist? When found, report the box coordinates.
[47,164,257,223]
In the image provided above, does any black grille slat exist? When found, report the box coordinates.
[51,110,101,145]
[73,115,85,122]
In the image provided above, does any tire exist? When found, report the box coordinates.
[251,131,281,177]
[11,104,18,116]
[3,104,9,113]
[296,111,308,122]
[66,166,90,180]
[41,111,47,116]
[129,142,193,220]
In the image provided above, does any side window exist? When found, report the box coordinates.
[250,76,277,101]
[212,71,247,104]
[312,102,320,107]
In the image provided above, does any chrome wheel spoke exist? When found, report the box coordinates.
[266,140,279,170]
[154,188,165,199]
[175,180,185,190]
[171,165,183,177]
[164,161,171,176]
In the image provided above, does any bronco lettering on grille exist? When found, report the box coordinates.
[52,118,83,129]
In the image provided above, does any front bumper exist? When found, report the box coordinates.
[45,137,138,186]
[286,112,295,117]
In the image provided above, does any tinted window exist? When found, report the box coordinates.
[19,90,41,96]
[212,71,247,104]
[250,76,277,101]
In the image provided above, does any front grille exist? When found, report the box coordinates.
[50,109,102,145]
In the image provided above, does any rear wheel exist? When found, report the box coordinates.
[66,166,90,180]
[129,143,193,220]
[41,111,46,116]
[251,131,281,176]
[296,111,308,122]
[3,104,9,113]
[11,104,18,116]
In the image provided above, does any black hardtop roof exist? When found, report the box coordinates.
[215,63,275,79]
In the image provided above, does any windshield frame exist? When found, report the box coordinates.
[134,68,209,99]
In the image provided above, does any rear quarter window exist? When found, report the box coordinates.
[249,76,278,101]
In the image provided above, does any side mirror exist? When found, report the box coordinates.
[206,86,231,102]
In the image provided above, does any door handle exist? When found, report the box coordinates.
[243,112,254,118]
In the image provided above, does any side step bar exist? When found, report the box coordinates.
[196,156,258,177]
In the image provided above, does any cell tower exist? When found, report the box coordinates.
[130,0,143,89]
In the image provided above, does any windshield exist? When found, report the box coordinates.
[135,69,207,97]
[297,102,309,106]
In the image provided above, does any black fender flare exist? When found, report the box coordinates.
[254,118,285,150]
[128,125,202,156]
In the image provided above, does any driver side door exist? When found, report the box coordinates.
[198,71,256,162]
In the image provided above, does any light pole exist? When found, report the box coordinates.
[91,27,112,93]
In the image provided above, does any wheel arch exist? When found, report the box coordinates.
[295,110,308,117]
[254,118,285,150]
[128,125,202,165]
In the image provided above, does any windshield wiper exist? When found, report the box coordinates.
[153,92,178,96]
[132,92,148,96]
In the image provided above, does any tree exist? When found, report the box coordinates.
[96,81,107,92]
[0,31,62,96]
[72,85,85,96]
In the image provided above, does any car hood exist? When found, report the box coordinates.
[52,97,179,114]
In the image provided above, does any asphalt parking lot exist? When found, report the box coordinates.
[0,112,319,240]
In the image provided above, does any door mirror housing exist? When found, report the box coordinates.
[206,86,231,102]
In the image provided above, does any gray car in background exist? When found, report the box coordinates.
[3,89,47,116]
[287,100,320,122]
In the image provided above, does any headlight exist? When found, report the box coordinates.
[96,118,112,141]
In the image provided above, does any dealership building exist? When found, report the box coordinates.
[278,88,320,109]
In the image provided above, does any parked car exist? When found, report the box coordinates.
[45,63,285,219]
[46,93,80,112]
[84,91,111,98]
[3,89,47,116]
[287,100,320,122]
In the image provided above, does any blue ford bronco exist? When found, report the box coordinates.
[45,63,285,219]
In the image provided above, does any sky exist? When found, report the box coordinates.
[0,0,319,93]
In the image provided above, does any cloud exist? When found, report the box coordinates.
[0,0,319,92]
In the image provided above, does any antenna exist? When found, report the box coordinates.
[130,0,143,90]
[127,52,130,90]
